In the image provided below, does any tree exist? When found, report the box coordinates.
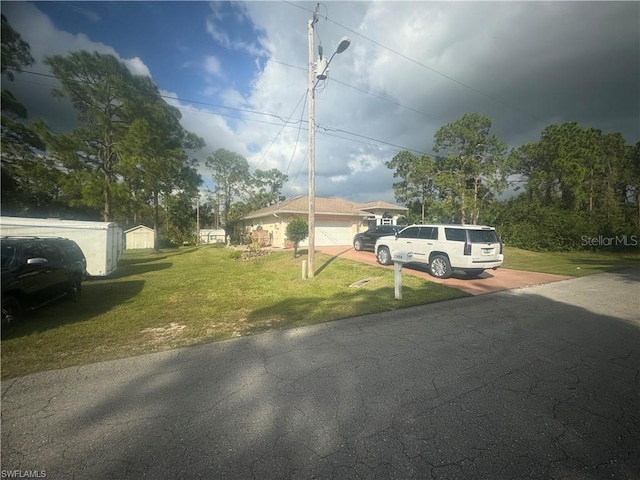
[0,15,66,217]
[247,168,288,210]
[41,51,147,221]
[385,151,436,222]
[433,113,509,224]
[205,149,250,227]
[285,217,308,257]
[119,84,204,250]
[1,14,34,81]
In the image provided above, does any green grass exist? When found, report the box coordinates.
[1,246,467,378]
[503,246,640,276]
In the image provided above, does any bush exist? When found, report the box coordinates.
[285,217,308,257]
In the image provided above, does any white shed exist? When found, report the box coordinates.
[0,216,123,276]
[199,229,226,244]
[125,225,155,250]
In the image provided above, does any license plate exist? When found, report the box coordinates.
[482,248,493,255]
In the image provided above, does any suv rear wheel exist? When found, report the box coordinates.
[1,297,21,331]
[376,247,392,266]
[430,255,452,279]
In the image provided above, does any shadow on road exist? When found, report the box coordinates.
[2,270,639,479]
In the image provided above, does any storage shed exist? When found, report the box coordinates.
[125,225,154,250]
[0,216,123,276]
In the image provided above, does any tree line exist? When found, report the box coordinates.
[1,16,287,248]
[387,113,640,250]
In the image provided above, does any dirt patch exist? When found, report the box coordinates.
[141,323,187,344]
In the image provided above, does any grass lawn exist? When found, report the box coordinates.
[503,246,640,276]
[1,246,467,378]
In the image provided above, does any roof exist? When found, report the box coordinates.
[0,216,119,230]
[238,196,407,221]
[124,225,153,233]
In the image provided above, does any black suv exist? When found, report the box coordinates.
[1,237,87,328]
[353,225,404,252]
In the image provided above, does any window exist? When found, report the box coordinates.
[41,244,62,264]
[418,227,438,240]
[398,227,420,239]
[469,230,499,243]
[445,228,466,242]
[1,245,17,269]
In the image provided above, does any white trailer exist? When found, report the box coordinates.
[0,216,123,276]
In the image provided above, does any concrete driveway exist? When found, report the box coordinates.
[318,246,570,295]
[2,268,639,479]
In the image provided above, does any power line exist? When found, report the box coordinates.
[10,68,427,158]
[281,0,542,122]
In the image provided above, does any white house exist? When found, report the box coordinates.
[233,196,407,248]
[125,225,154,250]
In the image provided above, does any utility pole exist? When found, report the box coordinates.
[307,6,318,279]
[196,195,200,245]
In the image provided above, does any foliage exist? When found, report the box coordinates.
[432,113,510,224]
[229,250,242,260]
[205,149,250,228]
[285,217,308,257]
[240,242,271,261]
[385,151,436,222]
[1,14,34,81]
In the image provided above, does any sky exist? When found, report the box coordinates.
[2,1,639,205]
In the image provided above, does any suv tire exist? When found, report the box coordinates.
[376,247,392,266]
[430,255,452,279]
[1,296,21,330]
[67,275,82,301]
[353,239,363,251]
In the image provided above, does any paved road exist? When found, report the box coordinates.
[2,269,639,479]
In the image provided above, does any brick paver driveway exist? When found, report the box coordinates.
[317,246,570,295]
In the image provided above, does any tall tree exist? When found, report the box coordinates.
[1,14,34,81]
[385,151,436,222]
[41,51,146,221]
[433,113,509,224]
[119,83,204,250]
[205,149,250,227]
[247,168,288,210]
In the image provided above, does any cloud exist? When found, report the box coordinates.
[203,55,223,78]
[124,57,152,78]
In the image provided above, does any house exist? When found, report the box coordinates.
[234,196,407,248]
[199,228,226,244]
[124,225,154,250]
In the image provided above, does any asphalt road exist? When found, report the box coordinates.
[2,269,639,479]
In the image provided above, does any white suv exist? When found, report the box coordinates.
[374,224,503,278]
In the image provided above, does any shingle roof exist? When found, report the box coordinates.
[239,196,406,220]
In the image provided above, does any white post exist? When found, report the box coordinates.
[394,262,403,300]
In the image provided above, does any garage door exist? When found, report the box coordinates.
[300,219,353,247]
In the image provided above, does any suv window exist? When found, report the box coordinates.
[41,244,63,264]
[469,230,499,243]
[444,228,466,242]
[418,227,438,240]
[22,243,44,262]
[1,245,17,269]
[398,227,420,239]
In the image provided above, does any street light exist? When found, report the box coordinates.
[307,11,350,279]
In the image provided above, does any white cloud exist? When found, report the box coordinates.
[124,57,152,78]
[203,55,223,77]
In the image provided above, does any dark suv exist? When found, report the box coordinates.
[1,237,87,328]
[353,225,404,251]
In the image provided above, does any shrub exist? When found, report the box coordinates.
[285,217,308,257]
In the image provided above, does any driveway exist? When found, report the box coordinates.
[2,269,639,479]
[318,246,570,295]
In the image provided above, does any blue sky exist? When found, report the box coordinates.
[2,1,639,204]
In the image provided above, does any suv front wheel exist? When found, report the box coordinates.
[376,247,392,266]
[1,297,21,331]
[430,255,452,279]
